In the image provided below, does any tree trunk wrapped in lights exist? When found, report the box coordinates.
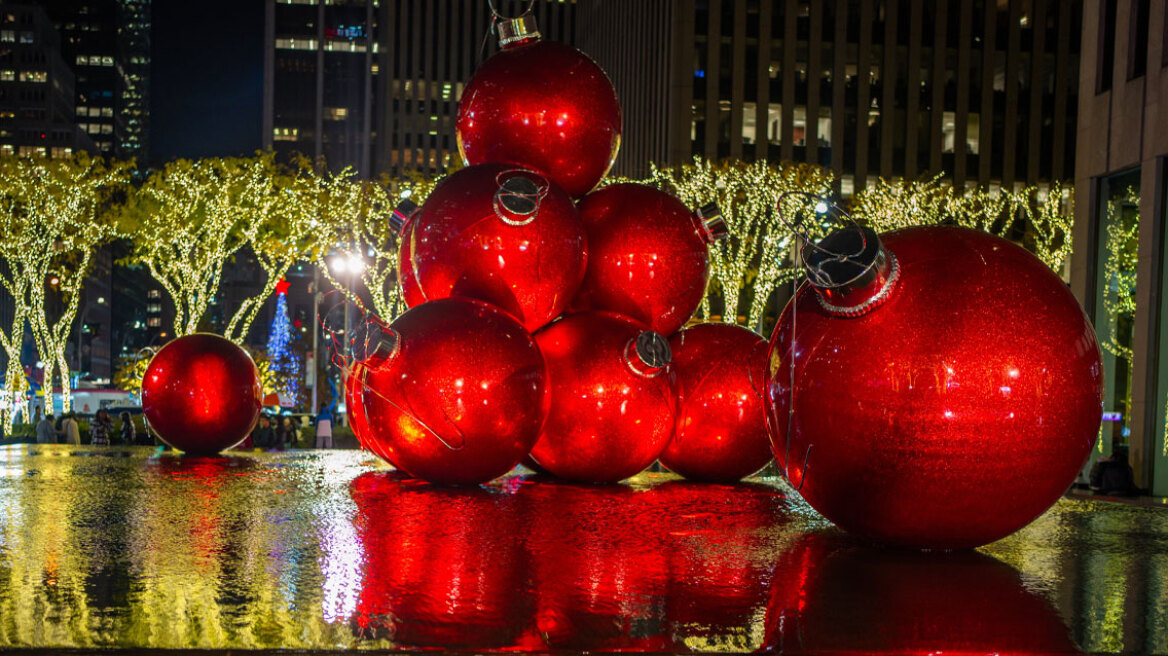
[0,153,131,423]
[638,158,835,330]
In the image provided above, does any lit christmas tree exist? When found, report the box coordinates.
[266,279,302,405]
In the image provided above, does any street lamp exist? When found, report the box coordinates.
[325,250,365,426]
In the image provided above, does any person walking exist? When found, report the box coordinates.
[119,411,136,445]
[90,409,114,446]
[35,414,58,444]
[251,415,274,449]
[314,405,334,449]
[61,413,80,445]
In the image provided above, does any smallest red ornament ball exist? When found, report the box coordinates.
[142,333,263,455]
[572,183,728,336]
[660,323,773,482]
[531,311,677,483]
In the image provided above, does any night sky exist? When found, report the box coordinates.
[149,1,265,165]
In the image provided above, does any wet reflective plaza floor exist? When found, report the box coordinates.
[0,445,1166,654]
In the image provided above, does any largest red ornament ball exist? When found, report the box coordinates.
[531,311,676,483]
[456,15,620,198]
[361,297,548,485]
[767,226,1104,549]
[661,323,773,482]
[142,333,263,455]
[572,183,727,336]
[397,163,586,333]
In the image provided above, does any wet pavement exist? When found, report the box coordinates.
[0,445,1165,654]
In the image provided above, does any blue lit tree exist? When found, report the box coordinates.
[266,279,302,405]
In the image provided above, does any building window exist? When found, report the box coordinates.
[1129,0,1150,80]
[275,37,318,51]
[17,31,32,44]
[147,303,162,313]
[147,289,161,299]
[0,30,12,42]
[273,126,300,141]
[146,317,161,328]
[0,70,12,81]
[1098,0,1118,93]
[324,107,348,121]
[18,70,45,83]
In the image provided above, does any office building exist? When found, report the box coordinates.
[38,0,150,160]
[578,0,1082,197]
[1071,0,1168,496]
[0,4,95,157]
[263,0,576,177]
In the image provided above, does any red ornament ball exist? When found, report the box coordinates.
[572,183,726,336]
[661,323,773,482]
[361,297,548,485]
[141,333,263,455]
[767,226,1104,549]
[456,19,620,198]
[398,163,586,332]
[530,311,676,483]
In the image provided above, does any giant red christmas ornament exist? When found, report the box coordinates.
[395,164,586,332]
[142,333,263,455]
[572,183,727,336]
[530,311,676,483]
[456,15,621,198]
[661,323,772,482]
[767,225,1104,549]
[395,213,425,308]
[360,297,548,485]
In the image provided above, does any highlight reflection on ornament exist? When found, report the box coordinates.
[141,333,263,455]
[767,224,1104,549]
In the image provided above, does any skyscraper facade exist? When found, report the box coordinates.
[40,0,151,160]
[0,4,94,157]
[579,0,1082,197]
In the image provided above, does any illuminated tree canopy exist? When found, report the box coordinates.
[0,153,131,424]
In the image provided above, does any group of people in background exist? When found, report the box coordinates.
[247,405,334,450]
[23,404,338,451]
[33,408,150,446]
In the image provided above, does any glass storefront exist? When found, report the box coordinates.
[1093,168,1141,462]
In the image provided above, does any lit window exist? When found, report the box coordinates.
[0,144,12,155]
[146,317,161,328]
[273,126,300,141]
[324,107,348,121]
[147,303,161,313]
[18,32,32,44]
[147,289,161,299]
[275,37,318,51]
[100,124,112,134]
[75,54,87,65]
[0,31,12,42]
[18,70,46,83]
[101,56,113,66]
[0,70,13,81]
[101,107,112,117]
[277,0,317,4]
